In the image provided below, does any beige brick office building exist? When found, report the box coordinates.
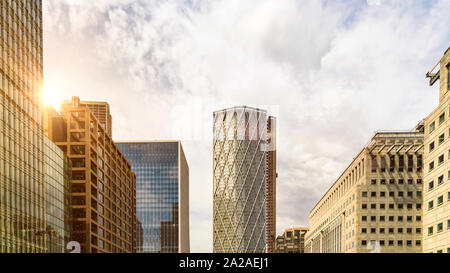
[45,97,137,253]
[305,129,424,253]
[423,47,450,253]
[275,227,309,253]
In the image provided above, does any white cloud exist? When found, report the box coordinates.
[44,0,450,252]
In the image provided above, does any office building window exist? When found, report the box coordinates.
[447,63,450,90]
[399,155,404,172]
[437,223,443,232]
[438,154,444,165]
[437,195,443,205]
[430,121,435,133]
[417,155,422,171]
[371,156,377,173]
[430,141,435,152]
[439,133,445,145]
[408,155,413,172]
[428,200,434,210]
[439,112,445,125]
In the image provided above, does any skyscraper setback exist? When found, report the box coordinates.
[61,100,112,137]
[116,141,190,253]
[212,106,277,253]
[0,0,45,252]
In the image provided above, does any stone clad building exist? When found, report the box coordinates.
[305,128,424,253]
[423,47,450,253]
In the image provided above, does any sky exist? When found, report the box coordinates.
[43,0,450,252]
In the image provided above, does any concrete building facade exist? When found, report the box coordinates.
[116,141,190,253]
[275,227,308,253]
[213,106,276,253]
[44,97,136,253]
[423,47,450,253]
[305,129,424,253]
[61,99,112,137]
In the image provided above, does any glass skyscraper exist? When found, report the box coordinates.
[213,106,277,253]
[0,0,45,252]
[43,135,71,253]
[116,141,190,253]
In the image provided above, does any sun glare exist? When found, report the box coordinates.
[43,84,62,111]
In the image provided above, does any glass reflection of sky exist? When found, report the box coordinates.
[117,142,179,253]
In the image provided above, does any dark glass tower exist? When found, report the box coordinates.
[116,141,189,253]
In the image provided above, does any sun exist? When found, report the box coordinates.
[42,84,62,111]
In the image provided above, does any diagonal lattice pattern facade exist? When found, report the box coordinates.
[213,106,275,253]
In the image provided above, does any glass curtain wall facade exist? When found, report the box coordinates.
[213,106,276,253]
[0,0,45,252]
[116,141,190,253]
[44,135,71,253]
